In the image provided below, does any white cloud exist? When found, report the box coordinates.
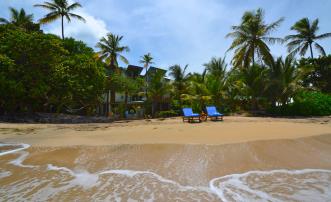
[2,0,331,72]
[45,9,108,47]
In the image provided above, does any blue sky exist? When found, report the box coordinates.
[1,0,331,73]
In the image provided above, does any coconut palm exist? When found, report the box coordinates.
[184,72,211,112]
[267,56,302,106]
[0,8,35,30]
[240,64,268,110]
[96,33,130,112]
[147,71,170,116]
[204,57,227,79]
[285,18,331,58]
[204,57,228,107]
[34,0,86,39]
[140,53,154,76]
[227,8,284,68]
[139,53,154,98]
[168,64,190,105]
[96,33,130,72]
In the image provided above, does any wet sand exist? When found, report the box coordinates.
[1,116,331,201]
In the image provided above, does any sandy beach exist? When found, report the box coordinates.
[1,116,331,146]
[1,116,331,201]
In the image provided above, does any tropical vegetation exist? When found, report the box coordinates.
[1,5,331,118]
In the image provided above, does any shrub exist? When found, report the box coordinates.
[156,110,179,118]
[269,91,331,116]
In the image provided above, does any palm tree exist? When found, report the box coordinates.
[96,33,129,114]
[267,56,302,106]
[184,73,211,112]
[147,71,170,116]
[140,53,154,76]
[168,64,190,106]
[240,64,268,110]
[204,57,228,108]
[227,8,284,68]
[96,33,130,72]
[285,18,331,59]
[0,8,35,30]
[34,0,86,39]
[139,53,154,98]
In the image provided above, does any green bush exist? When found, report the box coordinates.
[156,110,179,118]
[270,91,331,116]
[0,25,106,114]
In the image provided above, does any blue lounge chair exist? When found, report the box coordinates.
[206,106,223,121]
[182,108,201,123]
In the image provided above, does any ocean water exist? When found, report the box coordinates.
[0,143,331,201]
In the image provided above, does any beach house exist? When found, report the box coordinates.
[97,65,171,118]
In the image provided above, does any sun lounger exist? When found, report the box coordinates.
[182,108,201,123]
[206,106,223,121]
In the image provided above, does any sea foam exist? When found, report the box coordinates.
[1,143,331,201]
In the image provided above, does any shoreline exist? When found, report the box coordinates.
[1,116,331,201]
[0,116,330,146]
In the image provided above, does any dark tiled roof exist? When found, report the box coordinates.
[147,66,167,74]
[127,65,143,74]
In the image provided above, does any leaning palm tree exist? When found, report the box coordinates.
[285,18,331,58]
[227,8,284,68]
[34,0,86,39]
[96,33,129,114]
[0,7,34,29]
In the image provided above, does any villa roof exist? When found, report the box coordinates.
[146,66,167,75]
[127,65,143,74]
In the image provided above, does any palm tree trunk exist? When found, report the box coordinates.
[105,90,109,116]
[145,66,148,99]
[152,100,155,117]
[61,15,64,40]
[109,57,116,111]
[124,92,128,118]
[309,43,314,59]
[252,46,255,66]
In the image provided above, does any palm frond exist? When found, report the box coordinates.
[0,18,9,24]
[265,17,284,34]
[34,3,57,10]
[316,32,331,40]
[39,12,61,24]
[311,18,319,33]
[119,55,129,64]
[68,13,86,22]
[314,43,326,56]
[262,37,284,44]
[67,2,82,10]
[299,43,309,56]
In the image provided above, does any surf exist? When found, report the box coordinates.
[1,143,331,201]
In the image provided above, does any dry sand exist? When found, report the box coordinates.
[0,116,330,146]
